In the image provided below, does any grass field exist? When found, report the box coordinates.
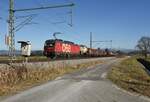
[108,57,150,97]
[0,60,103,96]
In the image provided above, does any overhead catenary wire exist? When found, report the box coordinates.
[51,21,66,25]
[15,14,38,32]
[92,40,113,49]
[15,14,37,19]
[15,16,37,32]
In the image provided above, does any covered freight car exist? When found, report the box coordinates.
[43,39,80,59]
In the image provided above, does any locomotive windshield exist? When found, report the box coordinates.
[45,40,55,47]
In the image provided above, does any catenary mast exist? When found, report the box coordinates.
[8,0,15,59]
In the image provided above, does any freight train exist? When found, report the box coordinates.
[43,39,113,59]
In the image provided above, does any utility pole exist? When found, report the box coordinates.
[8,0,15,59]
[90,32,92,49]
[8,0,74,61]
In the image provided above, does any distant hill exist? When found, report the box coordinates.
[0,50,21,56]
[111,48,135,53]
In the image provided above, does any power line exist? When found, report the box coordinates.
[15,14,38,32]
[51,21,66,25]
[15,14,37,19]
[15,16,36,32]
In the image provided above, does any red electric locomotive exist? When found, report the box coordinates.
[43,39,80,59]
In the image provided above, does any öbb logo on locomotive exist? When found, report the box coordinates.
[62,43,71,53]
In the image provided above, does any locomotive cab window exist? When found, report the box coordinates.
[45,40,55,47]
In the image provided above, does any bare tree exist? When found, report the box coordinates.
[136,36,150,58]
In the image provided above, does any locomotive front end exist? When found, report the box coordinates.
[43,40,56,58]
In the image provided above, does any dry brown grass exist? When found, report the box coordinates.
[0,60,103,96]
[108,57,150,97]
[146,57,150,62]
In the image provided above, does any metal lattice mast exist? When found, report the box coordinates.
[8,0,15,58]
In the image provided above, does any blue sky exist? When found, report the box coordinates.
[0,0,150,50]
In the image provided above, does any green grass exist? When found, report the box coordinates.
[108,57,150,97]
[0,60,103,96]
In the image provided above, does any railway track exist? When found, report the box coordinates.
[0,56,113,64]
